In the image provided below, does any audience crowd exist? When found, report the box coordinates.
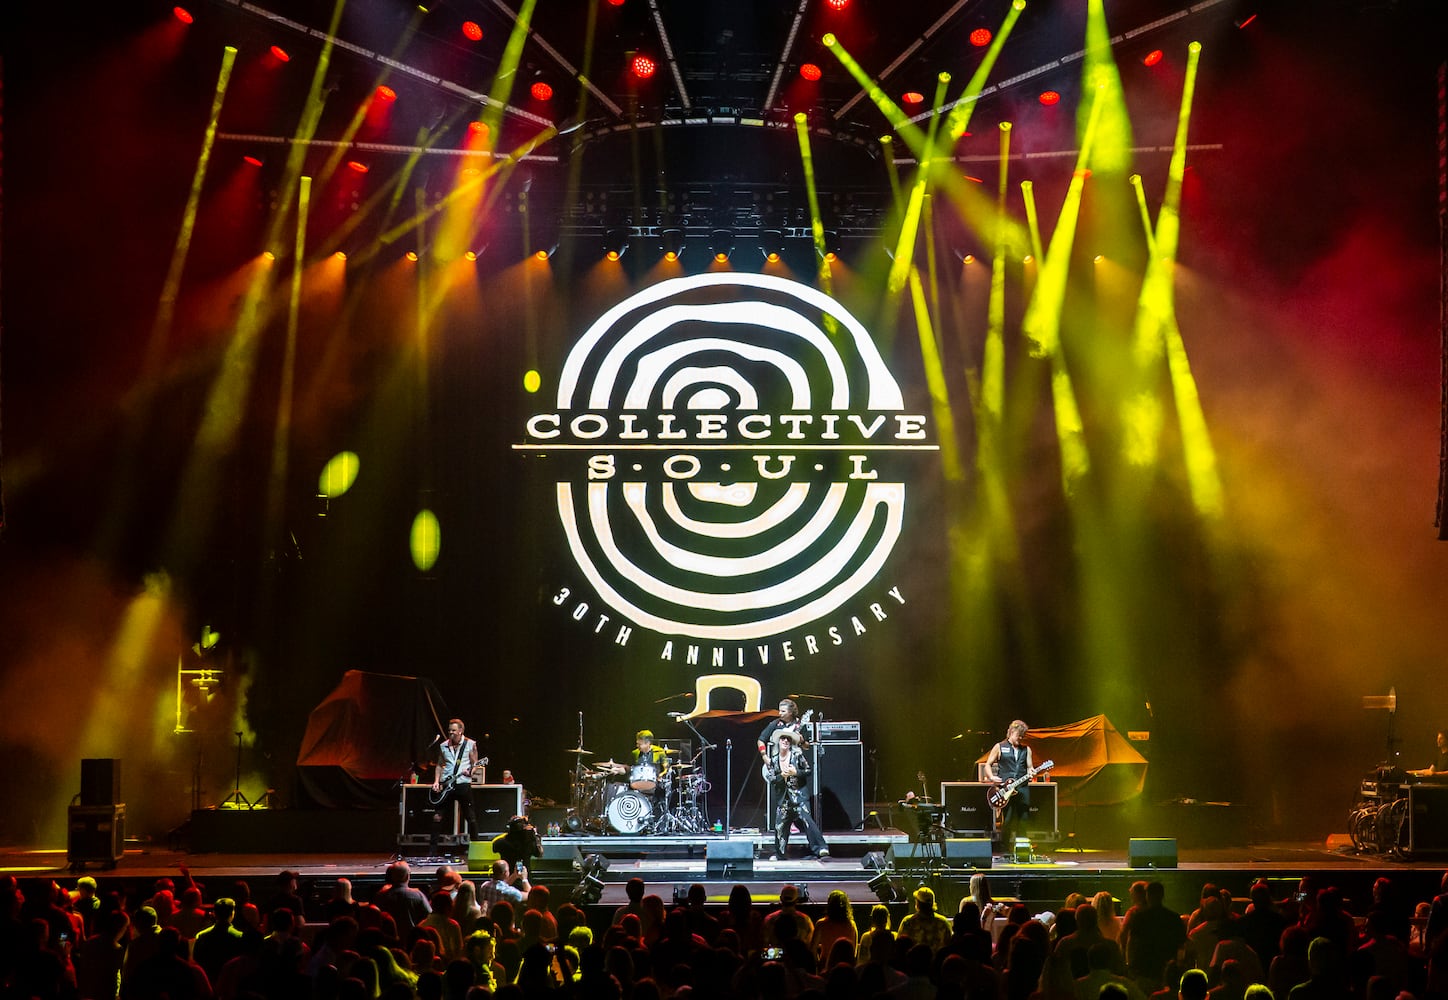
[5,862,1448,1000]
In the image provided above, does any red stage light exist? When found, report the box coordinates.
[468,120,488,135]
[1143,49,1164,66]
[376,85,397,102]
[346,160,369,173]
[1039,90,1061,106]
[902,91,924,105]
[800,63,822,82]
[270,45,290,63]
[405,251,419,262]
[632,54,657,79]
[826,0,849,9]
[969,28,992,47]
[462,20,483,41]
[173,6,194,23]
[243,155,263,167]
[606,0,626,6]
[531,81,554,101]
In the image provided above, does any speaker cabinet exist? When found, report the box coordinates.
[81,758,120,806]
[1407,784,1448,854]
[941,782,1058,838]
[530,842,581,874]
[1128,838,1178,868]
[706,839,754,876]
[888,838,993,869]
[68,804,125,866]
[473,785,526,835]
[400,785,460,844]
[944,838,994,868]
[816,742,864,830]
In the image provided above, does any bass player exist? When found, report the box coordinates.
[985,719,1034,854]
[757,698,830,861]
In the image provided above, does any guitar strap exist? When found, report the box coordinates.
[444,738,472,786]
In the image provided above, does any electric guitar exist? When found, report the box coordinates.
[987,759,1053,810]
[762,710,814,782]
[430,747,489,806]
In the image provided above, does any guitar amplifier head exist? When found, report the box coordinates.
[816,721,861,742]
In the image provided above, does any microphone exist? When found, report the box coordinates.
[430,733,442,745]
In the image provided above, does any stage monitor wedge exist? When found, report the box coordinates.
[706,839,754,877]
[1128,837,1178,868]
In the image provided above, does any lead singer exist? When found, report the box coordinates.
[758,699,830,861]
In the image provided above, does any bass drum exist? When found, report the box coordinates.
[606,788,653,834]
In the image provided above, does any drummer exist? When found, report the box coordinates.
[610,729,671,808]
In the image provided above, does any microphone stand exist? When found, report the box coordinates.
[725,739,732,835]
[672,714,716,830]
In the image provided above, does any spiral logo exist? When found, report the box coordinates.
[521,273,933,644]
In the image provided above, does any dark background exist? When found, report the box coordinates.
[0,0,1443,847]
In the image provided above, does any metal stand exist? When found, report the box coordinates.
[1056,804,1085,853]
[218,731,252,810]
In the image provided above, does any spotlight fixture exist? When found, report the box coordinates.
[1039,90,1061,106]
[631,53,657,79]
[462,20,483,41]
[709,229,735,263]
[826,0,849,9]
[969,28,992,47]
[901,91,924,105]
[867,871,901,903]
[759,229,785,263]
[799,63,822,82]
[530,81,554,101]
[375,85,397,103]
[603,228,629,261]
[173,6,195,23]
[1143,49,1164,67]
[533,246,557,261]
[660,228,685,262]
[818,231,842,262]
[269,45,290,63]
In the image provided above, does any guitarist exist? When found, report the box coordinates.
[757,699,830,861]
[985,719,1035,854]
[431,718,482,860]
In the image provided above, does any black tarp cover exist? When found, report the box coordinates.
[296,670,449,809]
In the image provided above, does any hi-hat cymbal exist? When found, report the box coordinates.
[661,747,680,754]
[671,762,695,771]
[566,748,594,754]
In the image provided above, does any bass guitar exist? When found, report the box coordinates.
[761,710,813,782]
[987,759,1053,810]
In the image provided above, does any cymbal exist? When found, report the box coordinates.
[900,799,939,807]
[566,748,594,755]
[661,747,680,754]
[670,762,695,771]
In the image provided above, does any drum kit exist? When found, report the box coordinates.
[566,747,711,835]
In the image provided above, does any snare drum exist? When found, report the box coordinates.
[629,760,660,793]
[606,787,653,833]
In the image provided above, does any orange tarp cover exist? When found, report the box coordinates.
[978,715,1147,806]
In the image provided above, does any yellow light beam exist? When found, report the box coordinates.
[98,45,237,558]
[1022,85,1106,490]
[266,176,309,550]
[793,113,834,302]
[907,266,962,482]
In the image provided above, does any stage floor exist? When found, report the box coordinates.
[6,837,1447,913]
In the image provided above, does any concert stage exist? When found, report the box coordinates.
[8,835,1447,923]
